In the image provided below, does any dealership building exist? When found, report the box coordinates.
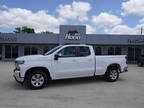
[0,25,144,63]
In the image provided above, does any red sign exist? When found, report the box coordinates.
[65,30,81,40]
[68,30,78,35]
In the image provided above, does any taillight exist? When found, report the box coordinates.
[125,56,128,64]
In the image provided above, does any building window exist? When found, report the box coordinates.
[5,45,11,58]
[108,47,121,55]
[43,46,50,54]
[128,47,141,62]
[12,46,18,58]
[108,47,114,55]
[115,47,121,55]
[24,46,38,55]
[24,46,30,55]
[43,45,58,54]
[5,45,18,58]
[31,47,38,55]
[95,47,101,55]
[135,48,141,60]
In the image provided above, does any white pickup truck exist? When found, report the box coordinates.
[14,44,128,89]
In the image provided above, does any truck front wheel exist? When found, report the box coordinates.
[26,70,48,90]
[105,67,119,82]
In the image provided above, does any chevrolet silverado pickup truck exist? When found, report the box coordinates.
[14,44,128,89]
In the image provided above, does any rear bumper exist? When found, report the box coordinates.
[13,69,24,83]
[120,66,128,73]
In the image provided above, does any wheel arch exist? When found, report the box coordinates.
[24,67,51,81]
[106,63,121,73]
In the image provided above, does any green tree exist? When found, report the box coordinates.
[14,27,21,33]
[14,26,35,33]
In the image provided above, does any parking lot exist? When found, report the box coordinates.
[0,62,144,108]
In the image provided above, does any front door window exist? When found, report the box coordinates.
[58,46,76,57]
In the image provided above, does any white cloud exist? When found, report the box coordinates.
[1,5,8,9]
[0,7,65,33]
[86,24,96,34]
[121,0,144,16]
[105,24,144,34]
[139,18,144,23]
[92,12,122,27]
[56,1,91,22]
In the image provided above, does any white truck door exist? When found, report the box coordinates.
[53,46,95,79]
[75,46,95,77]
[53,46,79,79]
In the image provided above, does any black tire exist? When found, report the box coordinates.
[137,62,143,67]
[26,70,48,90]
[105,67,119,82]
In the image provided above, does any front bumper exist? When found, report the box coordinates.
[13,69,24,83]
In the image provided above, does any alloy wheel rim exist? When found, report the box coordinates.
[110,70,118,80]
[31,74,44,87]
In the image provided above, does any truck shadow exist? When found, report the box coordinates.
[47,76,107,88]
[10,76,127,90]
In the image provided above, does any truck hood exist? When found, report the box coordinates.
[16,55,50,61]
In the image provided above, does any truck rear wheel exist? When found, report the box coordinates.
[26,70,48,90]
[105,67,119,82]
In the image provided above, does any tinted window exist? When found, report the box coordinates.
[115,47,121,55]
[58,46,76,57]
[135,48,141,60]
[95,47,101,55]
[24,46,38,55]
[5,45,18,58]
[12,46,18,58]
[78,46,90,57]
[24,46,31,55]
[108,47,114,55]
[31,47,38,55]
[128,47,134,61]
[5,45,11,58]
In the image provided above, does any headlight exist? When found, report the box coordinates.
[15,60,25,70]
[15,60,25,65]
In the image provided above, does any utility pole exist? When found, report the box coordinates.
[141,27,143,35]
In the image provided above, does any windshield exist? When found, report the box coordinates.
[44,45,62,55]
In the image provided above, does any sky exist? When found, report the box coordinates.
[0,0,144,34]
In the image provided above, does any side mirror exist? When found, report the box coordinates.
[54,54,59,60]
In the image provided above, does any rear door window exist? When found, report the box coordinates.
[78,46,90,57]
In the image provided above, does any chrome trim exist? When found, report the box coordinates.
[13,69,24,82]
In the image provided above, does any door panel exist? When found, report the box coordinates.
[74,56,95,77]
[53,57,80,79]
[52,46,94,79]
[53,46,78,79]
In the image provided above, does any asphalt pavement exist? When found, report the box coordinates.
[0,61,144,108]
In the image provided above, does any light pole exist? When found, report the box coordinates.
[141,27,143,35]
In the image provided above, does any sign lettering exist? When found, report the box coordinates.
[65,30,81,40]
[0,36,17,42]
